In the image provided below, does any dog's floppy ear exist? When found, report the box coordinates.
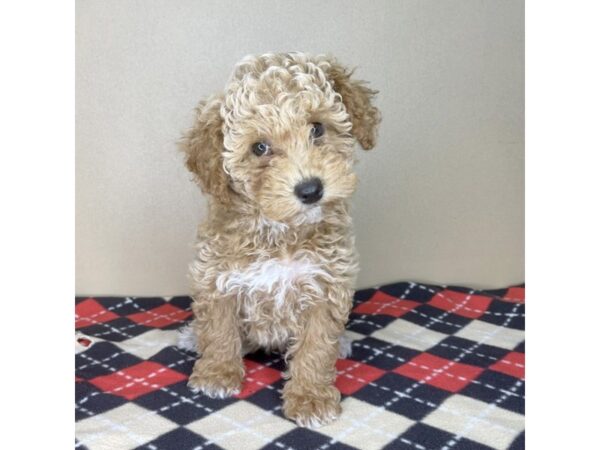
[181,95,232,204]
[325,59,381,150]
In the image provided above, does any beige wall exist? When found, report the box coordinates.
[76,0,524,296]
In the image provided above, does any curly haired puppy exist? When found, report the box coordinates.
[180,52,380,428]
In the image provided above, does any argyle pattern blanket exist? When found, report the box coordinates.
[75,282,525,450]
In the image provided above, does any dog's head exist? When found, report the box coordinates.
[182,53,381,225]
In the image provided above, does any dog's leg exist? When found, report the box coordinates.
[282,298,350,428]
[187,294,244,398]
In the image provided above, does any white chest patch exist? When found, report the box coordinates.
[216,257,330,306]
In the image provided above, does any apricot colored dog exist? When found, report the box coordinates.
[180,52,380,427]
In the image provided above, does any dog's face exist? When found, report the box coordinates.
[183,53,381,225]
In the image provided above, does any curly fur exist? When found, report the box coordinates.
[180,52,380,427]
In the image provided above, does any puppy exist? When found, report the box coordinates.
[180,52,380,428]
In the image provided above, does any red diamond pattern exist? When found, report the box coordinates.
[504,287,525,303]
[489,352,525,379]
[89,361,187,400]
[335,359,386,395]
[236,359,282,399]
[428,290,492,319]
[394,353,484,392]
[127,303,192,328]
[354,291,420,317]
[76,298,119,329]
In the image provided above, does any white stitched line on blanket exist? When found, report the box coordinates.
[448,284,523,303]
[350,307,519,333]
[171,349,396,450]
[361,293,465,330]
[76,300,187,331]
[78,312,521,392]
[396,309,462,329]
[78,312,525,378]
[76,305,190,340]
[77,329,192,372]
[363,285,525,318]
[76,344,284,380]
[77,346,280,405]
[319,290,480,450]
[325,313,521,439]
[385,301,522,436]
[353,339,524,371]
[76,351,297,450]
[400,438,428,450]
[76,287,522,329]
[392,299,522,400]
[369,282,415,316]
[77,347,295,450]
[75,296,182,323]
[155,351,296,450]
[384,300,522,450]
[362,285,525,318]
[349,316,524,353]
[77,342,180,372]
[337,370,520,434]
[77,352,190,405]
[76,404,160,449]
[349,317,524,364]
[335,340,524,407]
[78,389,281,450]
[77,312,409,447]
[398,289,477,346]
[351,341,525,388]
[314,400,427,450]
[415,285,525,317]
[365,283,469,330]
[76,297,135,322]
[440,286,523,304]
[190,405,287,450]
[184,356,299,450]
[193,429,294,450]
[345,348,523,399]
[78,346,202,405]
[78,291,521,344]
[126,296,185,317]
[77,350,123,371]
[185,350,409,449]
[321,293,522,450]
[332,366,514,444]
[441,378,524,449]
[77,299,192,339]
[192,356,422,448]
[76,317,139,341]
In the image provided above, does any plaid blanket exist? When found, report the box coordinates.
[75,282,525,450]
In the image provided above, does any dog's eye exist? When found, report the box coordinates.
[310,122,325,139]
[251,142,271,156]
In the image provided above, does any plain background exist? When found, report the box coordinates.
[76,0,524,296]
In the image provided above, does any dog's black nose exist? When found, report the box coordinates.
[294,178,324,204]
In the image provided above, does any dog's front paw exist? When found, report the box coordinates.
[188,358,244,399]
[283,384,342,428]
